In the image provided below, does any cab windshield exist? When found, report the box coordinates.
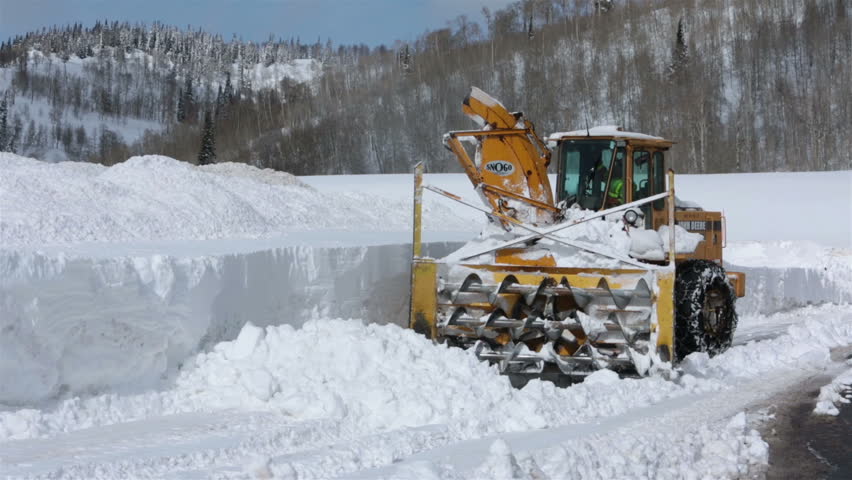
[557,139,624,210]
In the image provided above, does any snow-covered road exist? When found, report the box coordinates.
[1,154,851,478]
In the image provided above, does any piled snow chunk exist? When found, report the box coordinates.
[535,412,767,480]
[683,304,852,380]
[227,322,267,360]
[814,366,852,416]
[444,211,631,268]
[675,195,703,210]
[0,319,721,441]
[444,208,702,268]
[628,228,665,260]
[583,368,621,385]
[659,224,705,255]
[472,439,543,480]
[6,304,852,443]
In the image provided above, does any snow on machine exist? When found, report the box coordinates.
[409,88,745,384]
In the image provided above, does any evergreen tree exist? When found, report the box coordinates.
[0,96,7,151]
[176,88,186,122]
[182,75,196,123]
[215,85,225,118]
[9,116,22,153]
[198,110,216,165]
[668,18,689,80]
[223,71,234,104]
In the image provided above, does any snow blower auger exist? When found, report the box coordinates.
[409,88,746,384]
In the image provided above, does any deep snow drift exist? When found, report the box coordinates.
[0,242,459,404]
[814,365,852,416]
[5,306,850,442]
[1,154,851,478]
[0,153,471,246]
[0,153,470,404]
[4,153,849,248]
[1,304,850,478]
[2,154,851,406]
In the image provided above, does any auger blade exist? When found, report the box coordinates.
[435,266,664,381]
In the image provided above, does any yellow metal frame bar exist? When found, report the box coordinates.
[655,270,675,362]
[667,169,676,267]
[410,259,438,339]
[655,169,678,362]
[444,135,483,188]
[410,162,438,339]
[479,184,561,213]
[412,162,424,258]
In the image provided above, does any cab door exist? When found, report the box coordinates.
[629,148,655,229]
[646,151,668,231]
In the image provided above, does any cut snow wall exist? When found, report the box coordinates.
[0,242,458,405]
[2,241,849,406]
[727,262,852,317]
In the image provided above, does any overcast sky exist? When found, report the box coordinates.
[0,0,515,47]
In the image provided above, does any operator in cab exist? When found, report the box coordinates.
[606,153,627,206]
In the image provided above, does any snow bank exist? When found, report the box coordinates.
[2,157,849,407]
[0,153,471,247]
[527,412,767,480]
[6,157,844,248]
[704,305,852,376]
[199,161,308,187]
[0,153,479,405]
[0,241,458,405]
[814,366,852,416]
[677,171,852,248]
[2,157,849,408]
[0,320,709,441]
[4,303,851,444]
[726,241,852,315]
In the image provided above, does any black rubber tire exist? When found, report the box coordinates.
[674,259,738,362]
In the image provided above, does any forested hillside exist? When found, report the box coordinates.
[0,0,849,174]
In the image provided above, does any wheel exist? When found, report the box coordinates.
[674,260,738,361]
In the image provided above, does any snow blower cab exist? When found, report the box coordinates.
[410,88,745,384]
[549,127,737,266]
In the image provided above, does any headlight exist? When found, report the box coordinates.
[623,209,639,226]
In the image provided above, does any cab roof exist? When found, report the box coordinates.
[547,125,675,148]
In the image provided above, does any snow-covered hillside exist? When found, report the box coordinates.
[0,44,322,163]
[1,155,850,478]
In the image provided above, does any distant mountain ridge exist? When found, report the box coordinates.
[0,21,333,165]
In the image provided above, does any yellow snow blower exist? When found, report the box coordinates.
[410,88,745,383]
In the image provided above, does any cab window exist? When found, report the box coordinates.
[632,150,650,200]
[558,140,623,210]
